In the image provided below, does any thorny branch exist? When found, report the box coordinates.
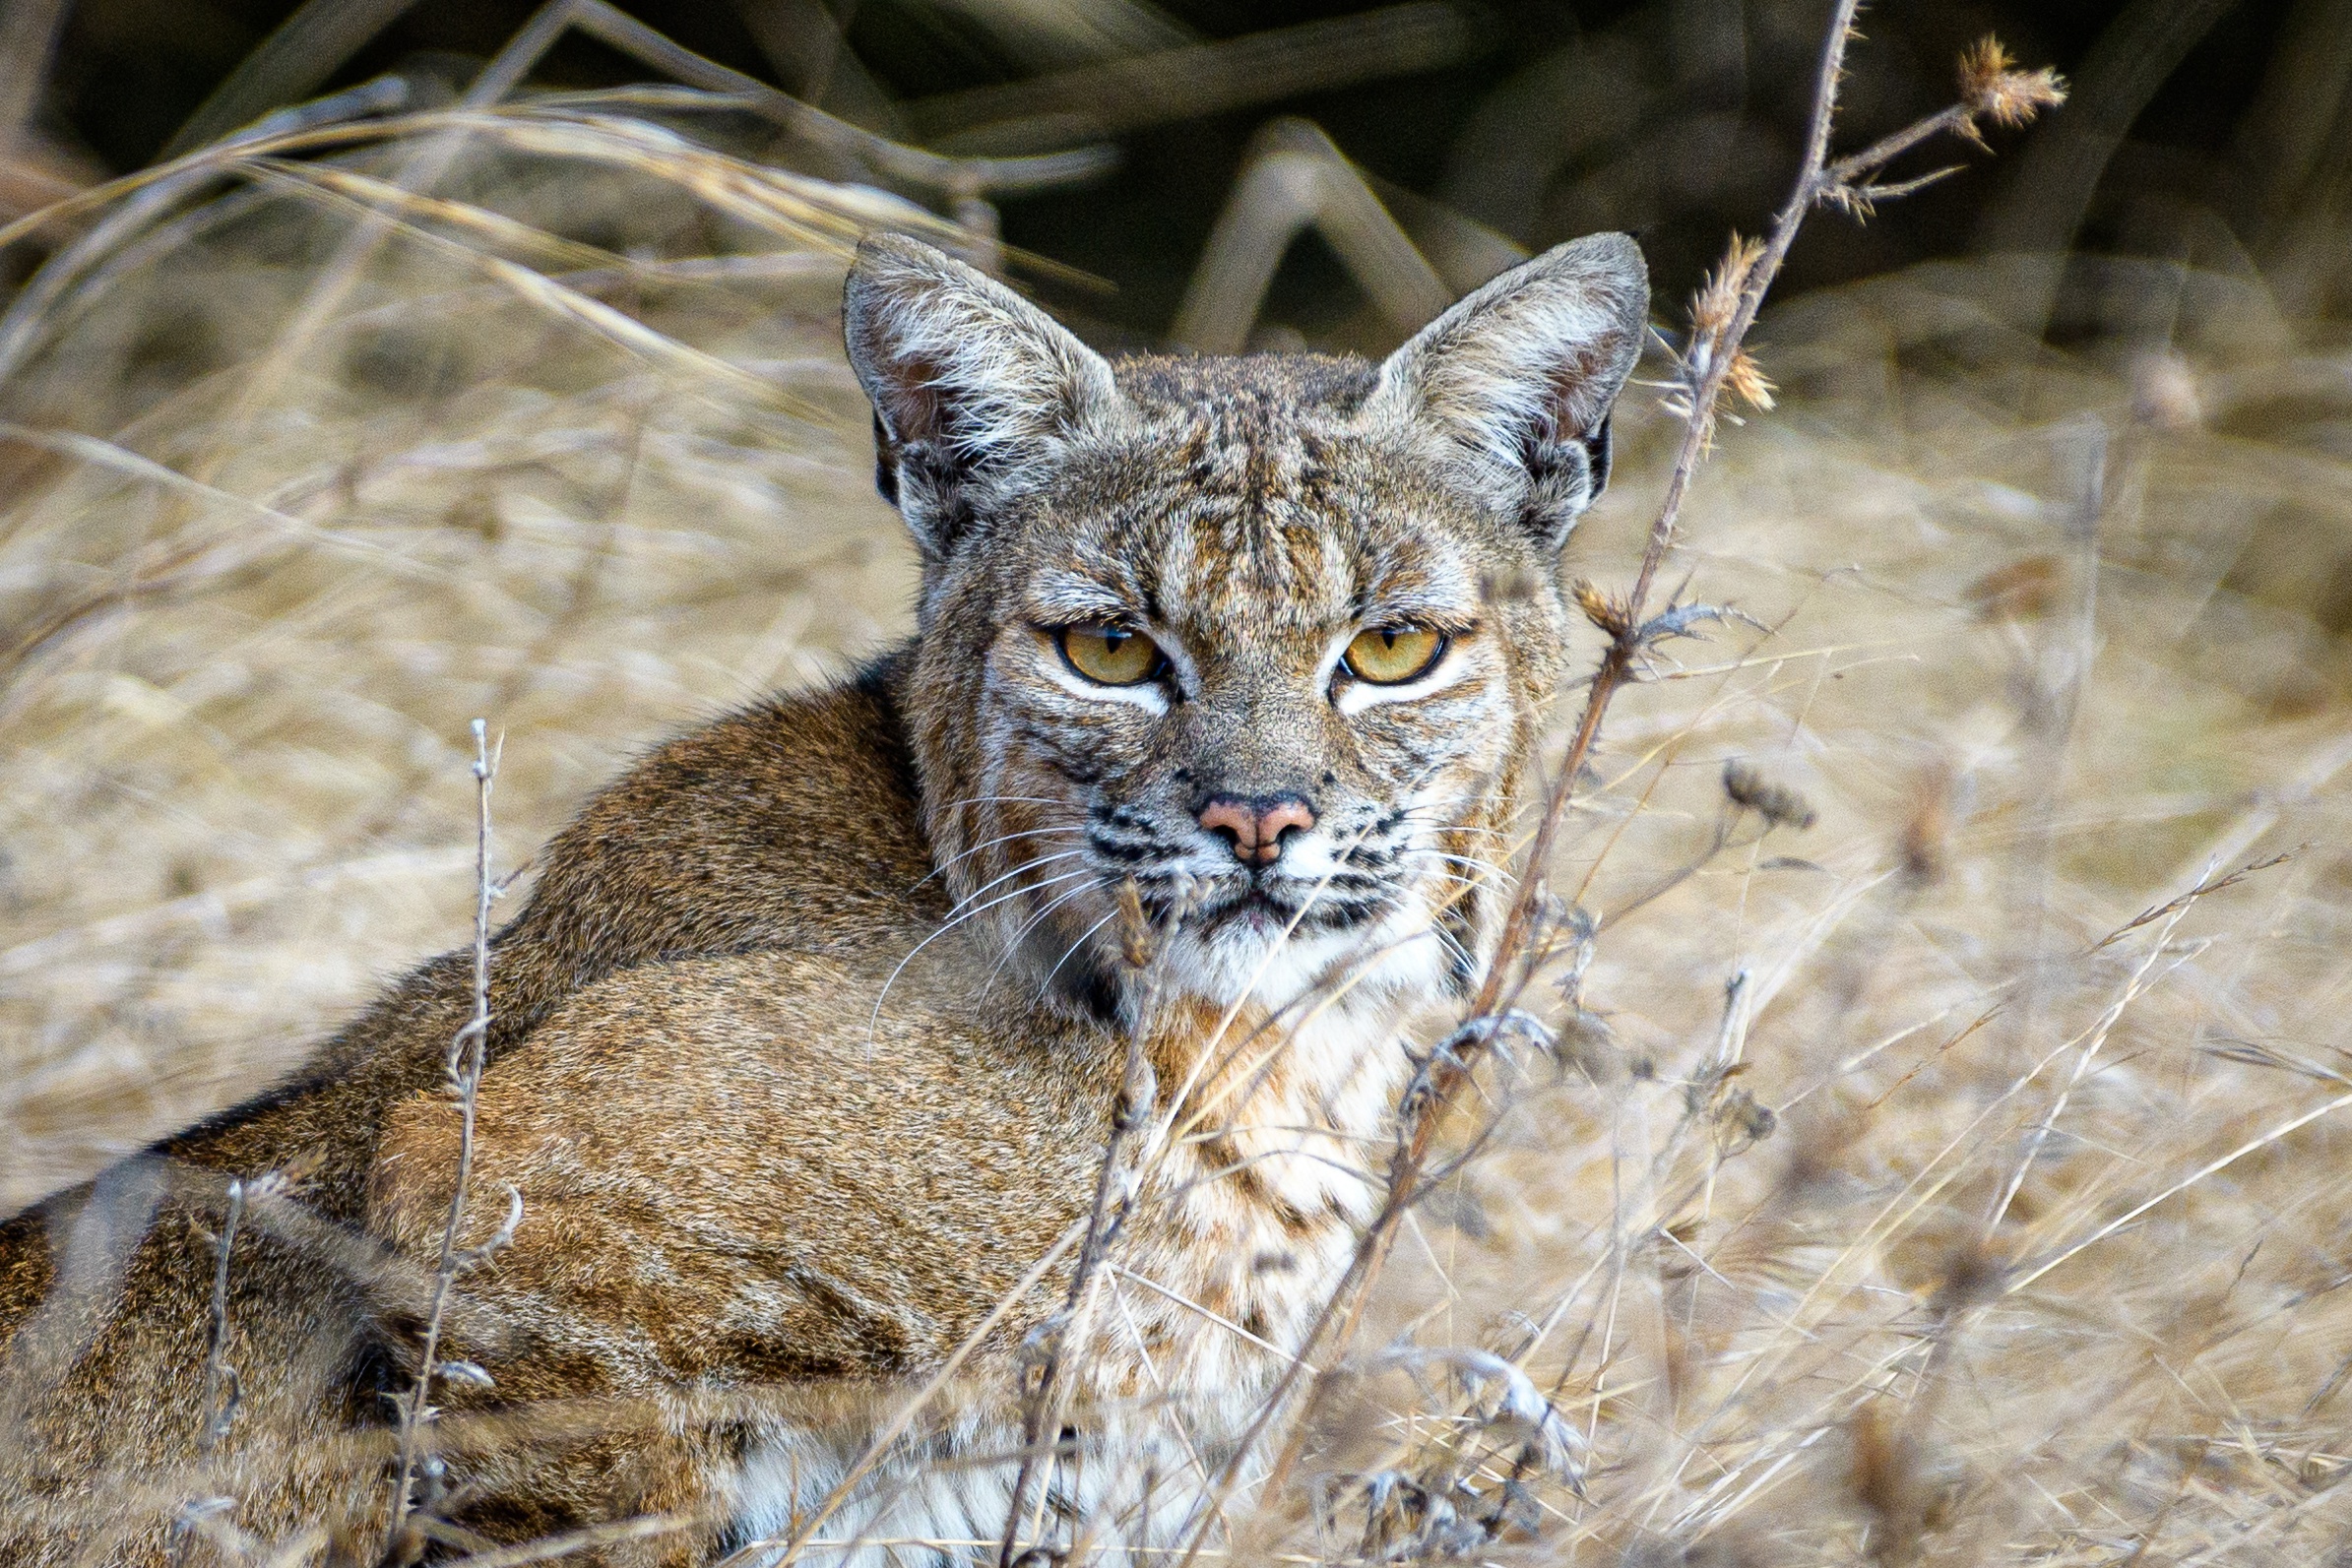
[1172,9,2068,1555]
[385,719,517,1563]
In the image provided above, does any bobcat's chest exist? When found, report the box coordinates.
[1089,1000,1409,1430]
[727,1002,1413,1560]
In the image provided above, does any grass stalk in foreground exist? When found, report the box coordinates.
[385,719,516,1563]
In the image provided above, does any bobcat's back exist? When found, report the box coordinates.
[0,663,943,1557]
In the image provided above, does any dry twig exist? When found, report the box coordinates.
[997,877,1184,1566]
[385,719,514,1561]
[1170,11,2068,1556]
[196,1177,245,1457]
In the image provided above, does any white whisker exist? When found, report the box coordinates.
[1038,906,1124,999]
[916,825,1087,890]
[983,875,1111,996]
[943,849,1090,915]
[865,867,1103,1044]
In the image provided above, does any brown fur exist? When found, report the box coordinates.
[0,232,1647,1564]
[0,668,942,1559]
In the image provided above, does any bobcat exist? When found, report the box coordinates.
[0,229,1646,1564]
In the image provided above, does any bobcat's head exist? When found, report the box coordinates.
[846,233,1646,1024]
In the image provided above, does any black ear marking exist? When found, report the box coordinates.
[870,411,900,509]
[1585,412,1614,501]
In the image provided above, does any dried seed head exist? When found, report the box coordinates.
[1722,760,1816,831]
[1957,35,2067,130]
[1691,232,1765,339]
[1572,579,1631,638]
[1724,347,1776,412]
[1115,1049,1158,1131]
[1114,876,1152,970]
[1719,1087,1777,1151]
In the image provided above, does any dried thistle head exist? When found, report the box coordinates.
[1664,233,1775,432]
[1724,347,1776,413]
[1572,579,1632,640]
[1114,876,1153,970]
[1956,35,2067,131]
[1722,760,1816,832]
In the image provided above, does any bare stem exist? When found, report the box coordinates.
[997,879,1172,1566]
[1163,1,2083,1550]
[196,1175,245,1456]
[385,717,498,1561]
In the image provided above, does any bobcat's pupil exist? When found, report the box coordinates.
[1058,624,1161,686]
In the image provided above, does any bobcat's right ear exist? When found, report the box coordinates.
[844,233,1122,559]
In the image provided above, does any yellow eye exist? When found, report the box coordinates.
[1057,624,1163,686]
[1343,626,1446,685]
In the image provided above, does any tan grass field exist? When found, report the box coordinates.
[4,86,2352,1563]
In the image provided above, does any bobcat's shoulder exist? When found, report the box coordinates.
[169,656,937,1208]
[2,227,1649,1567]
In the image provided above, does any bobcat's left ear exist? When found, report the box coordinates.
[1367,232,1649,549]
[844,233,1124,560]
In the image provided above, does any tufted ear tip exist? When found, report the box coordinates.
[1518,231,1646,301]
[852,229,935,269]
[1568,229,1645,277]
[841,231,1121,559]
[845,231,970,302]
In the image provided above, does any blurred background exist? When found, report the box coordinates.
[6,0,2346,344]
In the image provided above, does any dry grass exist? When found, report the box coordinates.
[4,57,2352,1568]
[1343,249,2352,1560]
[0,99,929,1211]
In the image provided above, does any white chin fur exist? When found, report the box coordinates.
[1157,896,1454,1015]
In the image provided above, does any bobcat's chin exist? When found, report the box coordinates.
[1157,889,1463,1016]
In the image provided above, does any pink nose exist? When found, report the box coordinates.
[1197,795,1317,866]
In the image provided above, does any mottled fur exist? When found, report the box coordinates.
[0,232,1646,1563]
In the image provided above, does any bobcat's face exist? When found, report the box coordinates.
[847,236,1646,1021]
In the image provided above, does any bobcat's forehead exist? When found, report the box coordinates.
[1007,354,1487,645]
